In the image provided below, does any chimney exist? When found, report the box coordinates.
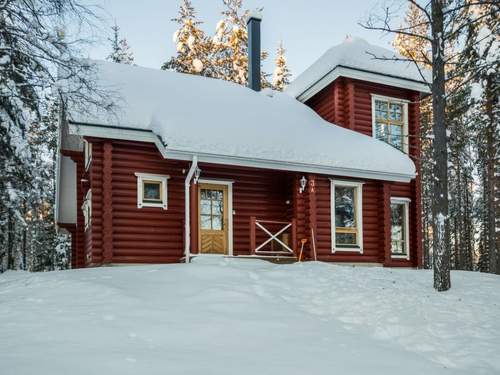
[247,10,262,91]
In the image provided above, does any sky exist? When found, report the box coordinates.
[85,0,404,78]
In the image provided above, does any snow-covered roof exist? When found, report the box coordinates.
[67,60,415,182]
[287,37,431,101]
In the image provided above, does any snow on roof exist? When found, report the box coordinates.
[68,60,415,181]
[287,36,431,99]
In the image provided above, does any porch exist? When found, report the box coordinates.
[186,163,317,261]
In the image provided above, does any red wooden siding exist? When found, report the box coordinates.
[73,139,421,267]
[69,76,423,268]
[306,77,422,267]
[191,163,293,256]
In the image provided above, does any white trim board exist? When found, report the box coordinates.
[68,122,415,183]
[197,178,234,256]
[294,66,431,103]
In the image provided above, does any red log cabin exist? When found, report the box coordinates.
[56,20,430,269]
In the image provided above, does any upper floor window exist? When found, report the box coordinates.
[371,95,409,153]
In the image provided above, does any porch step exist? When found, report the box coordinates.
[235,255,298,264]
[184,254,298,264]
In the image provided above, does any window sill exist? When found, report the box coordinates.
[332,246,363,254]
[138,203,167,210]
[391,254,410,260]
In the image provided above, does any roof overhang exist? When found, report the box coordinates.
[293,65,431,103]
[68,121,415,183]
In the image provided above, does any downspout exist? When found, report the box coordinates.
[184,155,198,263]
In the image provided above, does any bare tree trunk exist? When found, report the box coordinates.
[484,75,498,274]
[431,0,451,291]
[7,214,15,270]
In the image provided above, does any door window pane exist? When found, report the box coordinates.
[201,215,211,230]
[200,188,224,230]
[212,215,222,230]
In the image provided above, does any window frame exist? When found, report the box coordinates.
[135,172,170,210]
[83,139,92,171]
[390,197,411,260]
[82,189,92,231]
[371,94,409,154]
[330,179,364,253]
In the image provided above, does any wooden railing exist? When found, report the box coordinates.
[250,217,297,256]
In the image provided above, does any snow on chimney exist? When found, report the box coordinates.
[247,10,262,92]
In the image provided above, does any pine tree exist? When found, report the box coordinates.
[107,24,134,65]
[0,0,104,272]
[363,0,498,289]
[210,0,270,86]
[463,3,500,274]
[272,41,291,91]
[162,0,213,76]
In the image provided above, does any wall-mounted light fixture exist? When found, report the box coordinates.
[193,167,202,184]
[299,175,307,194]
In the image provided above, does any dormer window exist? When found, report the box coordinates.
[371,95,409,153]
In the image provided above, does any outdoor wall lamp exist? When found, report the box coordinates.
[193,166,202,184]
[299,175,307,194]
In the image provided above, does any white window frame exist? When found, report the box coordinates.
[135,172,169,210]
[371,94,409,154]
[82,189,92,231]
[83,139,92,171]
[330,179,364,253]
[390,197,411,260]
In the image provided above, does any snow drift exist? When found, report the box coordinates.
[1,260,499,375]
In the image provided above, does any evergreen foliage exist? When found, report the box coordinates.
[163,0,279,88]
[378,1,499,284]
[107,24,134,65]
[0,0,106,272]
[272,41,291,91]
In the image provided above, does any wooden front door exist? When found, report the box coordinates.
[198,183,228,254]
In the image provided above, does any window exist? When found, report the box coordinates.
[84,140,92,170]
[371,95,409,153]
[390,198,410,259]
[135,173,169,209]
[200,188,224,230]
[331,180,363,253]
[82,190,92,231]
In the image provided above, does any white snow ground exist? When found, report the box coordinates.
[1,258,499,375]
